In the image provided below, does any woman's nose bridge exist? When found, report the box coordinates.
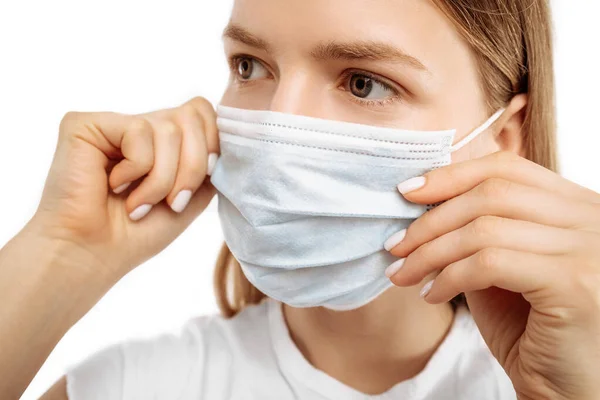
[269,69,324,117]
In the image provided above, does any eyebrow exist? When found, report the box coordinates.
[311,41,428,72]
[222,23,429,73]
[222,23,272,53]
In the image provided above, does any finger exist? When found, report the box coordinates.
[164,104,208,213]
[165,99,219,213]
[125,118,182,219]
[128,183,217,249]
[389,216,586,287]
[421,248,561,304]
[190,97,220,178]
[107,117,155,193]
[388,178,600,258]
[60,112,155,192]
[137,97,218,155]
[398,150,600,205]
[185,97,220,155]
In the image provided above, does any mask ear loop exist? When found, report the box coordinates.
[450,109,506,153]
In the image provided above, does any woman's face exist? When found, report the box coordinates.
[220,0,492,159]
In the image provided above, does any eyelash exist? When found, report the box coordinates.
[227,54,403,108]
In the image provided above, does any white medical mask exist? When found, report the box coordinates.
[210,106,504,311]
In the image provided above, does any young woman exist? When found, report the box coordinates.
[1,0,599,399]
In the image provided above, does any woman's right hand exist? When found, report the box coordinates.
[31,96,220,280]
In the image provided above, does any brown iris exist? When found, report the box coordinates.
[238,58,253,79]
[349,75,373,98]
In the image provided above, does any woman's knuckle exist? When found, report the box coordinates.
[162,120,181,138]
[128,117,153,135]
[137,154,154,171]
[151,176,175,195]
[185,160,206,180]
[477,178,512,199]
[415,209,442,236]
[59,111,86,134]
[409,218,428,239]
[413,242,435,265]
[180,103,201,120]
[188,96,214,113]
[477,248,501,270]
[151,119,181,142]
[470,215,501,237]
[60,111,80,126]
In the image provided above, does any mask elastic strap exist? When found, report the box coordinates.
[450,109,506,153]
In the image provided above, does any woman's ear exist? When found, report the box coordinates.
[496,93,528,157]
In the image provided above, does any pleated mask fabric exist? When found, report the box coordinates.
[210,106,504,310]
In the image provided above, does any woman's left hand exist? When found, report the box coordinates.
[386,150,600,400]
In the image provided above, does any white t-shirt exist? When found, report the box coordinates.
[65,299,517,399]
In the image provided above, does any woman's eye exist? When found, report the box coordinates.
[234,57,269,81]
[348,74,395,100]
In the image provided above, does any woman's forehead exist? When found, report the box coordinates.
[226,0,476,85]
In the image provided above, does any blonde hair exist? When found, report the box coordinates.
[213,0,557,318]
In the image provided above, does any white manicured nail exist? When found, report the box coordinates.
[384,229,407,251]
[397,176,426,194]
[420,280,434,298]
[129,204,152,221]
[171,190,192,213]
[113,182,131,194]
[385,258,406,278]
[207,153,219,176]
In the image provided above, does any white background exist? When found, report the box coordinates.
[0,1,598,398]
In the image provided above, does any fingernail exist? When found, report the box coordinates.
[384,229,407,251]
[207,153,219,176]
[171,190,192,213]
[420,280,434,298]
[129,204,152,221]
[385,258,406,278]
[397,176,426,194]
[113,182,131,194]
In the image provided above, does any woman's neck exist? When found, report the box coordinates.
[282,286,455,395]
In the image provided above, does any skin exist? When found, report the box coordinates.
[0,0,596,399]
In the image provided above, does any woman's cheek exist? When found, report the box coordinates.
[220,80,277,110]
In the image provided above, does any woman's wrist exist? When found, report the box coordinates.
[0,220,118,397]
[23,213,125,285]
[0,218,119,335]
